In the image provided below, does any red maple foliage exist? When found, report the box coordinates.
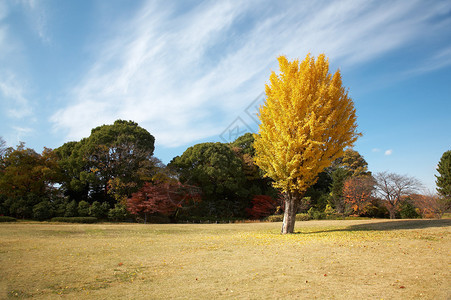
[127,181,201,222]
[246,195,277,219]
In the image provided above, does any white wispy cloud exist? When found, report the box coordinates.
[385,149,393,156]
[0,73,32,119]
[51,0,451,148]
[19,0,50,43]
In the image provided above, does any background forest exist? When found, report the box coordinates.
[0,120,449,223]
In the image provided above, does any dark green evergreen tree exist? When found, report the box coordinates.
[436,150,451,201]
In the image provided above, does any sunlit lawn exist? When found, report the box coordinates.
[1,219,450,299]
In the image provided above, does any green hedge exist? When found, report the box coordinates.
[265,214,312,222]
[50,217,98,223]
[0,216,17,222]
[265,215,283,222]
[295,213,311,221]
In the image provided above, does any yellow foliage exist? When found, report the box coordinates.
[254,54,360,194]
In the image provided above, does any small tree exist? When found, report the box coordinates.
[77,200,90,217]
[32,201,53,221]
[254,54,360,233]
[65,200,78,217]
[108,204,129,222]
[343,176,375,215]
[127,181,200,223]
[89,201,109,219]
[374,172,422,219]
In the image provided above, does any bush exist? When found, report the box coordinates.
[32,201,53,221]
[325,213,345,220]
[308,207,326,220]
[399,201,420,219]
[295,213,311,221]
[50,217,98,223]
[77,200,90,217]
[108,204,129,222]
[89,201,109,219]
[344,216,371,220]
[64,200,78,217]
[0,216,17,222]
[265,215,284,222]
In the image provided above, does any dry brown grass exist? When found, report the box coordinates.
[0,219,450,299]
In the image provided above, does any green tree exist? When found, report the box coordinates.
[399,198,420,219]
[89,201,109,219]
[55,120,155,204]
[33,201,53,221]
[108,204,129,222]
[169,142,248,218]
[254,54,360,233]
[436,150,451,203]
[330,168,350,214]
[77,200,90,217]
[231,133,256,156]
[65,200,78,217]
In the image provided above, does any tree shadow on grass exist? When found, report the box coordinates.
[294,219,451,234]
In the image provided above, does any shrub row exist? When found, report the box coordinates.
[50,217,98,223]
[0,216,17,222]
[265,213,312,222]
[265,213,375,222]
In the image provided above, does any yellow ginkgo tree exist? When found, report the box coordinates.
[254,54,360,234]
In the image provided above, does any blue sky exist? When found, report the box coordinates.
[0,0,450,192]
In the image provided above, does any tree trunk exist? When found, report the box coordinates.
[281,192,298,234]
[386,202,396,219]
[388,208,396,219]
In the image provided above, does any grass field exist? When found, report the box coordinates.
[1,219,450,299]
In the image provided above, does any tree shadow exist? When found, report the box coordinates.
[294,219,451,234]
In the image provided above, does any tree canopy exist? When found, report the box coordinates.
[169,142,248,218]
[55,120,155,204]
[254,54,360,233]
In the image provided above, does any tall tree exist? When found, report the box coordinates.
[55,120,155,203]
[169,142,248,218]
[254,54,360,233]
[374,172,422,219]
[435,150,451,202]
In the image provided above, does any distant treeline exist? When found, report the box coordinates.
[0,120,446,223]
